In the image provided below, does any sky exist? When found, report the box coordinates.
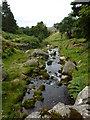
[4,0,74,28]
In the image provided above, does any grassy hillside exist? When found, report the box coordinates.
[45,32,88,99]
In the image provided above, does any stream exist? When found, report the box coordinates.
[22,46,72,114]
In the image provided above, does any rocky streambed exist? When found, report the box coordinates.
[22,45,73,115]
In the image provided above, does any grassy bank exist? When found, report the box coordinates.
[45,32,88,99]
[2,32,49,119]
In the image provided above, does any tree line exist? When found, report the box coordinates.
[54,1,90,40]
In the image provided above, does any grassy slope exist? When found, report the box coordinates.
[45,32,88,99]
[2,32,48,119]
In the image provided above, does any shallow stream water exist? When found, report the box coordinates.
[22,46,72,114]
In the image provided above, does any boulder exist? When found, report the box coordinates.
[62,61,76,75]
[25,112,41,119]
[75,86,90,105]
[49,102,70,117]
[24,58,39,66]
[31,49,49,59]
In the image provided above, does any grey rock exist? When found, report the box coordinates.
[75,86,90,105]
[62,61,76,75]
[24,58,39,66]
[25,112,41,119]
[49,102,70,117]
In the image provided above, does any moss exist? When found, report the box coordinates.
[69,108,83,120]
[39,108,50,117]
[40,70,49,80]
[33,90,42,97]
[33,90,44,101]
[38,84,45,91]
[36,95,44,101]
[22,98,36,109]
[50,111,62,120]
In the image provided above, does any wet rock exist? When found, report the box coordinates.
[31,49,49,59]
[2,70,8,81]
[62,61,76,75]
[60,75,72,85]
[24,58,39,66]
[50,51,56,56]
[47,60,52,66]
[60,56,66,64]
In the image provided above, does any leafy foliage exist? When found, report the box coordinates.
[29,21,50,41]
[71,2,90,40]
[54,14,76,38]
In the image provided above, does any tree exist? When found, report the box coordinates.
[29,21,50,41]
[58,14,76,39]
[71,1,90,40]
[2,0,17,33]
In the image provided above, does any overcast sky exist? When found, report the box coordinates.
[6,0,73,28]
